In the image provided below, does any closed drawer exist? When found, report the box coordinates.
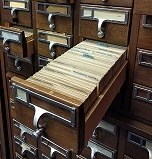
[80,0,133,7]
[78,139,116,159]
[134,0,152,15]
[13,136,37,159]
[92,120,119,150]
[35,2,73,34]
[40,136,74,159]
[138,15,152,50]
[5,54,34,77]
[37,30,73,59]
[36,0,74,4]
[12,119,37,148]
[131,84,152,124]
[0,26,34,58]
[134,49,152,87]
[2,0,32,27]
[124,132,152,159]
[79,5,131,46]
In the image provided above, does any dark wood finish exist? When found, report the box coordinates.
[134,0,152,15]
[5,54,34,78]
[79,6,132,46]
[138,15,152,50]
[1,3,32,27]
[38,41,69,58]
[36,8,73,34]
[80,0,133,7]
[36,0,74,4]
[134,49,152,87]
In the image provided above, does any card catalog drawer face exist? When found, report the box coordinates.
[35,2,73,34]
[124,132,151,159]
[80,139,116,159]
[37,0,74,4]
[14,136,37,159]
[138,15,152,51]
[134,49,152,87]
[37,30,73,59]
[80,0,133,7]
[134,0,152,15]
[92,120,119,150]
[40,136,72,159]
[80,5,131,46]
[6,54,34,77]
[131,84,152,124]
[12,119,37,148]
[0,26,34,58]
[2,0,32,27]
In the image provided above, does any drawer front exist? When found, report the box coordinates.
[131,84,152,123]
[79,139,116,159]
[11,84,81,153]
[124,132,151,159]
[138,15,152,50]
[0,26,34,58]
[6,54,34,77]
[36,0,74,4]
[2,0,32,27]
[40,136,72,159]
[80,5,131,46]
[92,120,119,150]
[37,30,73,59]
[134,0,152,15]
[80,0,133,7]
[134,49,152,87]
[13,136,37,159]
[12,119,37,148]
[35,2,73,34]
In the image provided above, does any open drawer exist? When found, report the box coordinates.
[11,40,127,154]
[0,26,34,58]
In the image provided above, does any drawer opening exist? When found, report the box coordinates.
[11,40,127,153]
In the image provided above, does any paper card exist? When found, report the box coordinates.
[10,2,26,9]
[46,5,68,14]
[47,34,68,45]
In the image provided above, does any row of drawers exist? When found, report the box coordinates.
[10,112,152,159]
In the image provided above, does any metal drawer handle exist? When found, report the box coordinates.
[48,13,58,31]
[81,6,129,39]
[38,56,50,69]
[49,41,57,59]
[93,120,117,138]
[15,59,22,72]
[88,139,115,159]
[14,136,37,157]
[138,49,152,68]
[41,136,71,158]
[11,8,18,22]
[133,84,152,104]
[128,132,152,159]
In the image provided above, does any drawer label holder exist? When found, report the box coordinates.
[41,136,71,158]
[87,139,116,159]
[2,0,30,22]
[38,30,73,59]
[36,2,72,31]
[12,83,76,131]
[128,132,152,159]
[14,135,37,157]
[81,6,129,38]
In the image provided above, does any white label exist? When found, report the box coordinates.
[94,9,126,22]
[2,31,20,42]
[83,9,92,17]
[10,2,26,9]
[16,88,27,102]
[47,34,68,45]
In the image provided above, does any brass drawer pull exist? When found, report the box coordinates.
[81,6,129,38]
[128,132,152,159]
